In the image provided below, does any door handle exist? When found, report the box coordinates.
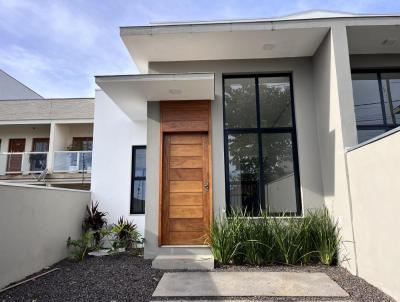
[204,181,209,192]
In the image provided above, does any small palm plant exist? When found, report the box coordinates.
[83,201,107,247]
[111,216,141,251]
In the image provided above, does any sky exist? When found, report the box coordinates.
[0,0,400,98]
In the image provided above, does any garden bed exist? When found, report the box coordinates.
[0,251,163,302]
[0,252,395,302]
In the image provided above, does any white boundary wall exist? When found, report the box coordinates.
[346,128,400,301]
[0,183,89,288]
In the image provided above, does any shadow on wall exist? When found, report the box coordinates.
[0,183,90,289]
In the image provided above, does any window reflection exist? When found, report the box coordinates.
[224,75,300,216]
[352,71,400,144]
[262,133,296,214]
[228,133,260,214]
[259,77,292,128]
[224,78,257,128]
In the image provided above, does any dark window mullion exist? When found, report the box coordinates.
[289,75,302,216]
[222,77,232,214]
[377,72,387,126]
[255,76,266,212]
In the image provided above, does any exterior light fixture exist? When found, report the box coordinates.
[169,88,182,95]
[262,43,275,50]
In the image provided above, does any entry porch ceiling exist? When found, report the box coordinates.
[348,25,400,54]
[121,26,330,72]
[95,73,214,121]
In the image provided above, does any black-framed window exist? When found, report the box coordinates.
[130,146,146,214]
[223,74,302,216]
[352,70,400,143]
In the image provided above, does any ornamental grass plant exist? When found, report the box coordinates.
[206,207,341,266]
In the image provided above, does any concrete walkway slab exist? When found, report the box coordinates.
[152,272,349,297]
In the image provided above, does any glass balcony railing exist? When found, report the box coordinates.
[0,151,92,175]
[53,151,92,173]
[0,152,48,175]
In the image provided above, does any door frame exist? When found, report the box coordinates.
[31,138,50,151]
[7,138,26,173]
[158,100,212,246]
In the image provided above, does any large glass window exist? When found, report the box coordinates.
[223,74,301,216]
[352,71,400,143]
[131,146,146,214]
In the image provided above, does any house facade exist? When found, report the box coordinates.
[92,10,400,271]
[0,70,94,190]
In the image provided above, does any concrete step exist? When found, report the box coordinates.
[157,245,212,256]
[152,254,214,270]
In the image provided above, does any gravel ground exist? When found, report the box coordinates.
[0,251,163,302]
[0,253,395,302]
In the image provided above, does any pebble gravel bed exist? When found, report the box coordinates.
[0,252,163,302]
[0,252,395,302]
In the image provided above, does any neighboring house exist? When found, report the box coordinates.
[0,70,94,190]
[0,69,43,100]
[91,8,400,286]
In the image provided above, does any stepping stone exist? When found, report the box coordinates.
[152,272,349,297]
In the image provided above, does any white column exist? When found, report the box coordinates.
[46,122,56,173]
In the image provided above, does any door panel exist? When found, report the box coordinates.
[30,138,49,171]
[169,168,202,181]
[162,133,210,245]
[7,139,26,172]
[170,193,203,206]
[170,181,203,193]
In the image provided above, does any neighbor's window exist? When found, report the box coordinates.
[131,146,146,214]
[223,75,301,216]
[352,71,400,143]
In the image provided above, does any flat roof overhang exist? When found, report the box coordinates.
[121,14,400,73]
[121,26,330,73]
[95,73,215,121]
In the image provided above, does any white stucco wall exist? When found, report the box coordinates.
[0,183,89,288]
[91,90,146,235]
[312,27,358,273]
[346,129,400,301]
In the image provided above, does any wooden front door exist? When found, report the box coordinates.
[7,138,26,172]
[162,133,210,245]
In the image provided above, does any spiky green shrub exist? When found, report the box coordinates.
[206,212,239,264]
[207,207,341,266]
[310,208,341,265]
